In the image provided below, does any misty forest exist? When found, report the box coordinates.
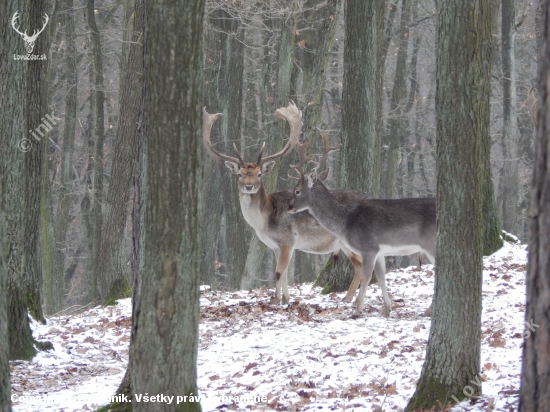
[0,0,549,411]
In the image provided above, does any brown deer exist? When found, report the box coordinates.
[202,102,374,305]
[289,129,436,316]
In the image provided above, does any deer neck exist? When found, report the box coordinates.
[238,181,270,230]
[308,182,348,239]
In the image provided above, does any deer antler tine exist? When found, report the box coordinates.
[202,107,243,165]
[232,143,245,165]
[313,128,341,171]
[256,142,266,164]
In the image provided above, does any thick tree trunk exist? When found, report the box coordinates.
[3,0,53,361]
[519,1,550,409]
[0,0,13,385]
[405,0,492,409]
[97,0,145,305]
[0,180,9,411]
[319,0,384,293]
[86,0,105,302]
[131,1,204,411]
[341,0,384,196]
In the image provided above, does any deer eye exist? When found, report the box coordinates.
[237,173,243,177]
[257,173,262,177]
[294,190,301,196]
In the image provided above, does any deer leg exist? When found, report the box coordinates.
[354,252,377,315]
[373,257,391,317]
[274,245,293,304]
[342,251,362,303]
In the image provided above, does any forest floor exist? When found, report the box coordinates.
[10,241,527,412]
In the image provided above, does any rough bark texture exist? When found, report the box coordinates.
[405,0,491,409]
[97,0,145,305]
[86,0,105,302]
[519,0,550,409]
[341,0,384,196]
[0,29,11,400]
[131,0,204,411]
[3,0,53,361]
[0,180,10,411]
[319,0,384,292]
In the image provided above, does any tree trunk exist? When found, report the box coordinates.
[3,0,54,361]
[0,6,12,389]
[405,0,492,408]
[86,0,105,302]
[341,0,384,196]
[498,0,519,235]
[385,0,412,199]
[519,1,550,409]
[319,0,384,293]
[131,0,204,411]
[48,0,78,315]
[97,0,145,305]
[204,6,248,291]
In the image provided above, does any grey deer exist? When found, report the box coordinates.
[288,130,436,316]
[202,102,367,305]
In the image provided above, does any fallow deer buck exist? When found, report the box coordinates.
[202,102,369,305]
[289,130,436,316]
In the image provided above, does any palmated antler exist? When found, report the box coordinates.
[261,100,303,165]
[202,102,302,166]
[312,128,341,172]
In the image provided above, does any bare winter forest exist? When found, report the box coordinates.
[1,0,549,411]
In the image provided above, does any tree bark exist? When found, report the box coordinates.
[203,5,248,291]
[131,0,204,410]
[86,0,105,302]
[385,0,412,199]
[498,0,520,235]
[519,1,550,409]
[405,0,492,408]
[320,0,384,293]
[97,0,145,305]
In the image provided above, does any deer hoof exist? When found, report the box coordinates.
[382,307,391,318]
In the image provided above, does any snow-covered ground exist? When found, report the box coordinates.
[10,241,527,411]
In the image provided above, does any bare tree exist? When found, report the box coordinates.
[131,0,204,410]
[406,0,493,408]
[519,0,550,408]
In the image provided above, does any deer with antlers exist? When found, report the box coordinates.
[289,129,436,316]
[202,102,370,305]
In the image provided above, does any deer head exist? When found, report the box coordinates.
[12,11,49,55]
[202,102,303,195]
[289,129,340,213]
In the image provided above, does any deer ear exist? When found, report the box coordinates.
[306,170,317,188]
[317,168,330,182]
[261,161,276,174]
[224,161,240,174]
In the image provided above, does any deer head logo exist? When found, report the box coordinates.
[11,11,49,55]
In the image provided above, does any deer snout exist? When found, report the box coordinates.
[245,185,253,191]
[288,202,297,214]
